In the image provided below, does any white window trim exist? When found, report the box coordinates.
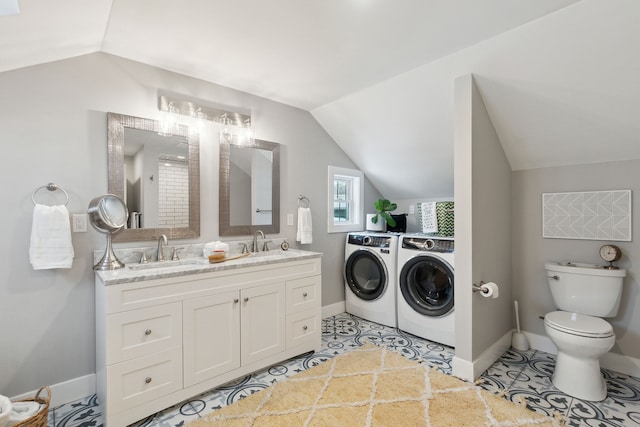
[327,165,364,233]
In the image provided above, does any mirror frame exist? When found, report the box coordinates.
[219,139,280,236]
[107,112,200,242]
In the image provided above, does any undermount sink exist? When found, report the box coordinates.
[127,258,206,270]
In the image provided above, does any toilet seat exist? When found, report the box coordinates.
[544,311,613,338]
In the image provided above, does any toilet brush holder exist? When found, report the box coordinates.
[512,300,530,351]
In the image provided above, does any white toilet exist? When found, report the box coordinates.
[544,261,626,401]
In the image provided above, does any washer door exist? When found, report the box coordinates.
[345,249,388,301]
[400,255,454,317]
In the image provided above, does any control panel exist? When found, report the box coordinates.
[348,234,393,248]
[402,237,454,253]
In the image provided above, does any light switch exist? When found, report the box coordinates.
[409,205,415,214]
[287,213,294,226]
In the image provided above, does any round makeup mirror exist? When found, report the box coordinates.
[88,194,128,270]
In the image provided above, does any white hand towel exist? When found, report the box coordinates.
[29,204,75,270]
[296,207,313,245]
[7,402,41,426]
[420,202,438,233]
[0,395,11,427]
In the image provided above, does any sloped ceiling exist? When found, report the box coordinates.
[313,0,640,198]
[2,0,637,200]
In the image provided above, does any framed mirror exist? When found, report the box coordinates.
[219,139,280,236]
[107,112,200,242]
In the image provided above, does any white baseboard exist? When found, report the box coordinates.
[322,301,346,318]
[523,330,640,378]
[451,356,474,382]
[452,330,512,382]
[601,349,640,378]
[11,373,96,408]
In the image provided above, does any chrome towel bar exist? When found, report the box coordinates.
[298,195,310,208]
[31,182,69,206]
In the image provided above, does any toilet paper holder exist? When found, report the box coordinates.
[472,280,499,298]
[472,280,490,294]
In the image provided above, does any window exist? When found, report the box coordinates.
[328,166,363,233]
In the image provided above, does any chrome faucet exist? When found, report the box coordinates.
[252,230,265,252]
[156,234,168,261]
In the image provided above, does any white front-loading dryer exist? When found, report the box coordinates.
[397,234,455,347]
[344,232,398,328]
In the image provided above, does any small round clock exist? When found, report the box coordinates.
[599,244,622,264]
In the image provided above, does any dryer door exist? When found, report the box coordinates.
[400,255,454,317]
[345,249,388,301]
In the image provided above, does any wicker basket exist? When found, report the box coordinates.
[11,386,50,427]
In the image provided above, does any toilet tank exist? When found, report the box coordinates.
[545,262,626,317]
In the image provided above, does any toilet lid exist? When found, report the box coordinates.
[544,311,614,338]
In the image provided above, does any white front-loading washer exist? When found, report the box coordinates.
[344,232,398,328]
[397,234,455,347]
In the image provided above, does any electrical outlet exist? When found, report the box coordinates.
[72,213,88,232]
[287,213,294,226]
[409,205,415,214]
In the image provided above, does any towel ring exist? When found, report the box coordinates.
[298,195,310,208]
[32,182,69,206]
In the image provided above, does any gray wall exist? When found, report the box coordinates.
[394,198,454,233]
[512,159,640,359]
[453,74,512,374]
[0,52,380,397]
[468,77,513,360]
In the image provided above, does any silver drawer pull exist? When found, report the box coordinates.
[233,298,239,303]
[145,377,152,384]
[303,325,308,331]
[548,275,559,280]
[244,297,249,302]
[145,329,152,336]
[303,292,308,297]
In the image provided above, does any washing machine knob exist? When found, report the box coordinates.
[424,239,435,250]
[363,236,372,245]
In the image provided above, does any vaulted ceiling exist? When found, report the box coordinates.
[2,0,638,199]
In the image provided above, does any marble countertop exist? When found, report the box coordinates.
[95,249,322,285]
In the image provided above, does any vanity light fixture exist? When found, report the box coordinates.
[158,101,180,136]
[241,118,255,146]
[219,114,255,145]
[220,113,234,142]
[190,107,207,136]
[158,94,251,139]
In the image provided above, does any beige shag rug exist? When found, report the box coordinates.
[188,343,564,427]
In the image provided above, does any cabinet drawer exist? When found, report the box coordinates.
[286,276,320,314]
[106,348,182,413]
[286,309,321,349]
[106,302,182,364]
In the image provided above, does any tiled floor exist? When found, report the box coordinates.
[47,312,640,426]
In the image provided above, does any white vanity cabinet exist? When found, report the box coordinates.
[95,255,321,426]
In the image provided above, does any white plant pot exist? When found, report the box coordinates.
[366,213,385,231]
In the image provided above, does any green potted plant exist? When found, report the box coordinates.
[370,198,397,228]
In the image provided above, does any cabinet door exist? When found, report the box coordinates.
[183,291,240,387]
[241,282,286,365]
